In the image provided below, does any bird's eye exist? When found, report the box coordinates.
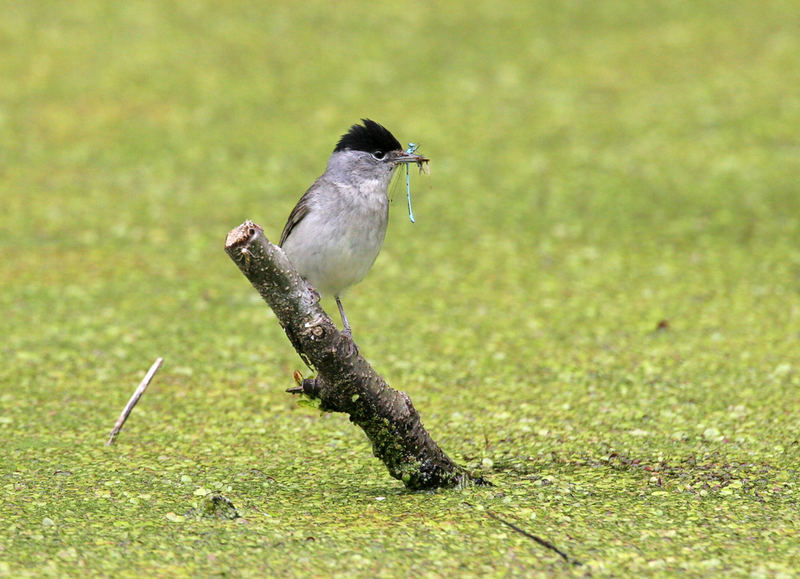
[372,150,385,160]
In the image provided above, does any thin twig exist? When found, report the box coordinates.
[106,357,163,445]
[464,502,581,565]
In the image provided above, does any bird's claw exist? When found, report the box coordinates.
[305,282,320,301]
[340,329,359,357]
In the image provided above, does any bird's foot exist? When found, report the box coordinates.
[305,282,321,301]
[340,328,359,357]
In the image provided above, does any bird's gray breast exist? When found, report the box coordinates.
[281,179,389,297]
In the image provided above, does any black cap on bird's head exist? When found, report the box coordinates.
[333,119,429,168]
[334,119,403,154]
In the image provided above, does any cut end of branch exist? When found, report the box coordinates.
[225,220,264,250]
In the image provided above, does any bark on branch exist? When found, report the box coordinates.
[225,220,484,490]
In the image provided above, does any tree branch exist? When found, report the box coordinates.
[225,220,485,490]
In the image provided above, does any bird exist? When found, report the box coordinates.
[279,119,428,340]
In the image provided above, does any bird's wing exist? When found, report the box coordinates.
[279,179,321,246]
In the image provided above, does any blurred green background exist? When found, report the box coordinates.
[1,1,799,576]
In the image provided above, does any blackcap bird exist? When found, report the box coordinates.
[279,119,428,338]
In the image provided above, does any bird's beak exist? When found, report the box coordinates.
[391,150,429,166]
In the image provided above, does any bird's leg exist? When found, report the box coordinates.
[335,296,352,338]
[335,296,359,357]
